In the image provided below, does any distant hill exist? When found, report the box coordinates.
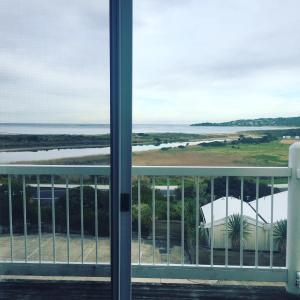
[191,116,300,127]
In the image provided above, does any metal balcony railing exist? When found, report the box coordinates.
[0,143,300,295]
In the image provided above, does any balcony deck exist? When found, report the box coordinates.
[0,279,299,300]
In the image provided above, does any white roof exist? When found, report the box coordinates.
[249,191,287,223]
[155,185,178,191]
[28,184,110,190]
[201,196,264,226]
[201,191,288,227]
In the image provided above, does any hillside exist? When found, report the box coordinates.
[191,116,300,127]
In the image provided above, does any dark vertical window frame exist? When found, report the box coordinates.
[110,0,133,299]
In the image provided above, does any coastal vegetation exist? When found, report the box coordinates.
[133,140,289,167]
[191,116,300,127]
[0,133,217,151]
[6,124,296,168]
[201,134,276,147]
[20,139,290,167]
[245,128,300,138]
[0,134,110,150]
[3,125,298,169]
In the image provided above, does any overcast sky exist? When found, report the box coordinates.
[0,0,300,124]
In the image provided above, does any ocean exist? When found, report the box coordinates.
[0,123,289,135]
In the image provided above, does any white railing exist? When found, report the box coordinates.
[0,144,300,294]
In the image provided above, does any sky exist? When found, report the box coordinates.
[0,0,300,124]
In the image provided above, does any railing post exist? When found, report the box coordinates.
[286,143,300,294]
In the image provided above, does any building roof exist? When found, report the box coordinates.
[201,191,288,227]
[154,185,178,191]
[28,183,110,190]
[201,196,265,227]
[248,191,287,223]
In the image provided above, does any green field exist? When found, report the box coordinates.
[133,140,290,167]
[21,140,291,167]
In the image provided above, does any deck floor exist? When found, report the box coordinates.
[0,280,299,300]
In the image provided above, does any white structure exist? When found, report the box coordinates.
[201,192,288,251]
[201,196,263,226]
[267,183,288,192]
[249,191,287,223]
[155,185,178,197]
[28,183,110,190]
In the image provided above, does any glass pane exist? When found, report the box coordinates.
[0,0,111,291]
[132,0,292,285]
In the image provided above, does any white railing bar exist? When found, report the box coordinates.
[37,175,42,263]
[181,177,185,265]
[196,177,200,266]
[130,264,288,282]
[167,177,170,265]
[210,177,214,267]
[152,176,156,265]
[0,165,291,177]
[51,175,56,264]
[255,177,259,268]
[0,260,287,269]
[80,176,84,264]
[270,177,274,268]
[0,262,287,281]
[66,176,70,264]
[225,176,229,267]
[132,166,291,177]
[0,165,110,176]
[138,176,141,265]
[94,176,99,264]
[240,177,244,267]
[8,175,13,262]
[22,175,28,263]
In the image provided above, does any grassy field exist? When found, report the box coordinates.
[29,140,291,167]
[133,140,290,167]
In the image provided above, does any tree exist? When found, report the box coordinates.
[273,219,287,254]
[132,203,152,236]
[55,187,110,237]
[227,214,251,250]
[0,179,36,233]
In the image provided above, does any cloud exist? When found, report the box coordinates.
[0,0,109,123]
[0,0,300,124]
[133,0,300,123]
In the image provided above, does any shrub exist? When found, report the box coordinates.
[227,214,251,250]
[274,219,287,254]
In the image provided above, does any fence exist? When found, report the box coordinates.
[0,143,300,294]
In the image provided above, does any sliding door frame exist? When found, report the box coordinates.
[110,0,133,299]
